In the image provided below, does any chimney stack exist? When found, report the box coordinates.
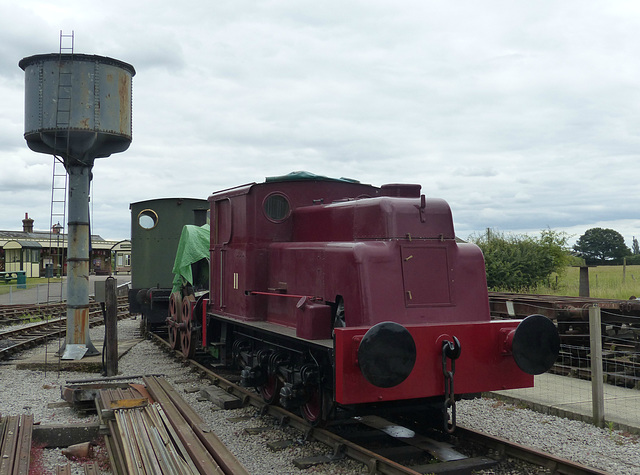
[22,212,34,233]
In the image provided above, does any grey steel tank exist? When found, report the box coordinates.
[18,53,135,166]
[19,53,135,360]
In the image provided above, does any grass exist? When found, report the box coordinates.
[536,265,640,300]
[0,276,64,296]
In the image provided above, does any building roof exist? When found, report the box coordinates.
[3,240,43,249]
[0,229,120,250]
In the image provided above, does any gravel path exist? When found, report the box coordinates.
[1,317,638,474]
[457,398,640,475]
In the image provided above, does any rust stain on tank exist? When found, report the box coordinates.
[118,72,130,134]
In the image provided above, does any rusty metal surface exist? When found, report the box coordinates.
[145,376,249,475]
[0,414,33,475]
[489,292,640,324]
[19,53,135,159]
[56,463,71,475]
[98,377,248,474]
[142,376,229,475]
[83,462,99,474]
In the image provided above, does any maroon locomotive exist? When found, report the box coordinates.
[168,172,559,428]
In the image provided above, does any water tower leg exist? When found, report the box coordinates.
[61,165,99,359]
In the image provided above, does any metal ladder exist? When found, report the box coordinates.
[47,30,74,302]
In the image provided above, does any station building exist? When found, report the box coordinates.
[0,213,131,277]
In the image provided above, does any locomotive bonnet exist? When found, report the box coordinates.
[136,172,560,429]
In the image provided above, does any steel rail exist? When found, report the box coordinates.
[143,375,247,475]
[0,299,129,359]
[456,426,610,475]
[0,414,33,475]
[0,302,67,326]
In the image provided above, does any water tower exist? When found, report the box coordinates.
[19,52,135,359]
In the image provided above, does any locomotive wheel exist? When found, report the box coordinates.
[168,292,183,350]
[259,372,282,404]
[301,385,325,426]
[168,325,179,350]
[181,295,196,358]
[258,351,287,404]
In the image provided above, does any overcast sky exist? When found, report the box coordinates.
[1,1,639,249]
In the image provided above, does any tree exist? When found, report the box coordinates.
[471,228,571,292]
[633,236,639,255]
[573,228,630,264]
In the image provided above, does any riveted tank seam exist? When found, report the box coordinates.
[94,60,100,131]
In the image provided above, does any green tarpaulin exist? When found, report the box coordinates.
[171,224,210,293]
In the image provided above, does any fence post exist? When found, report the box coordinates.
[104,277,118,376]
[579,266,590,297]
[589,304,605,428]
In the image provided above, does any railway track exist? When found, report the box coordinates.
[148,331,608,475]
[488,291,640,326]
[0,302,67,327]
[0,297,129,360]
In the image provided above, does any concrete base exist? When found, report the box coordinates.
[14,339,142,373]
[489,372,640,434]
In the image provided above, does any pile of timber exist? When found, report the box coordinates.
[96,376,248,475]
[0,414,33,475]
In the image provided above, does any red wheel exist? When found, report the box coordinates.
[181,296,196,358]
[259,372,282,405]
[302,386,329,426]
[168,292,182,350]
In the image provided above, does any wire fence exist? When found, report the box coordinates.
[493,305,640,434]
[0,276,131,305]
[0,282,65,305]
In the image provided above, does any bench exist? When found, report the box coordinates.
[0,272,25,286]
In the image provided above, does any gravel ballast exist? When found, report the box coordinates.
[1,317,639,474]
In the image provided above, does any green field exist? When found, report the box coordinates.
[536,265,640,300]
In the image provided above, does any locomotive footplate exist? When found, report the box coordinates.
[208,312,334,350]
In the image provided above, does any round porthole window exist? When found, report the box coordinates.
[264,193,291,222]
[138,209,158,230]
